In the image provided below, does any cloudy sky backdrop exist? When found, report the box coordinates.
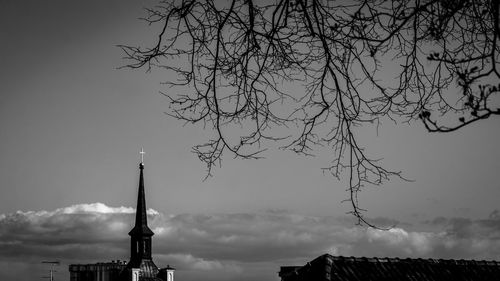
[1,0,500,280]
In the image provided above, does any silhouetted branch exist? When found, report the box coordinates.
[122,0,500,227]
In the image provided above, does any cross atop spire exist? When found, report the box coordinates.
[140,147,145,165]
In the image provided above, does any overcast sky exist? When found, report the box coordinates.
[1,1,500,281]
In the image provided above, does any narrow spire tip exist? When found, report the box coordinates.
[140,147,145,165]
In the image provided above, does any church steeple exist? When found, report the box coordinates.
[117,149,173,280]
[127,149,156,269]
[129,160,154,237]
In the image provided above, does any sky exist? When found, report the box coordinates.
[0,0,500,281]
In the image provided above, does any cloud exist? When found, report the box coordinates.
[2,203,500,281]
[157,253,243,272]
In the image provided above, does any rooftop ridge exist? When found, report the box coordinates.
[318,253,500,265]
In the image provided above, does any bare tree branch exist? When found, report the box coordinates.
[120,0,500,227]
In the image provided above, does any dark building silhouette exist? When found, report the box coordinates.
[69,261,127,281]
[70,157,174,281]
[119,162,172,281]
[279,253,500,281]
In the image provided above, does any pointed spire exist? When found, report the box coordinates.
[129,149,154,237]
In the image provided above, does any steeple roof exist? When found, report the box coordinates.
[129,162,154,237]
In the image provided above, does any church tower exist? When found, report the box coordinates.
[128,161,155,264]
[70,149,174,281]
[123,149,164,281]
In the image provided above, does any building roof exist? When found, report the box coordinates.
[69,260,127,272]
[279,254,500,281]
[163,265,175,270]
